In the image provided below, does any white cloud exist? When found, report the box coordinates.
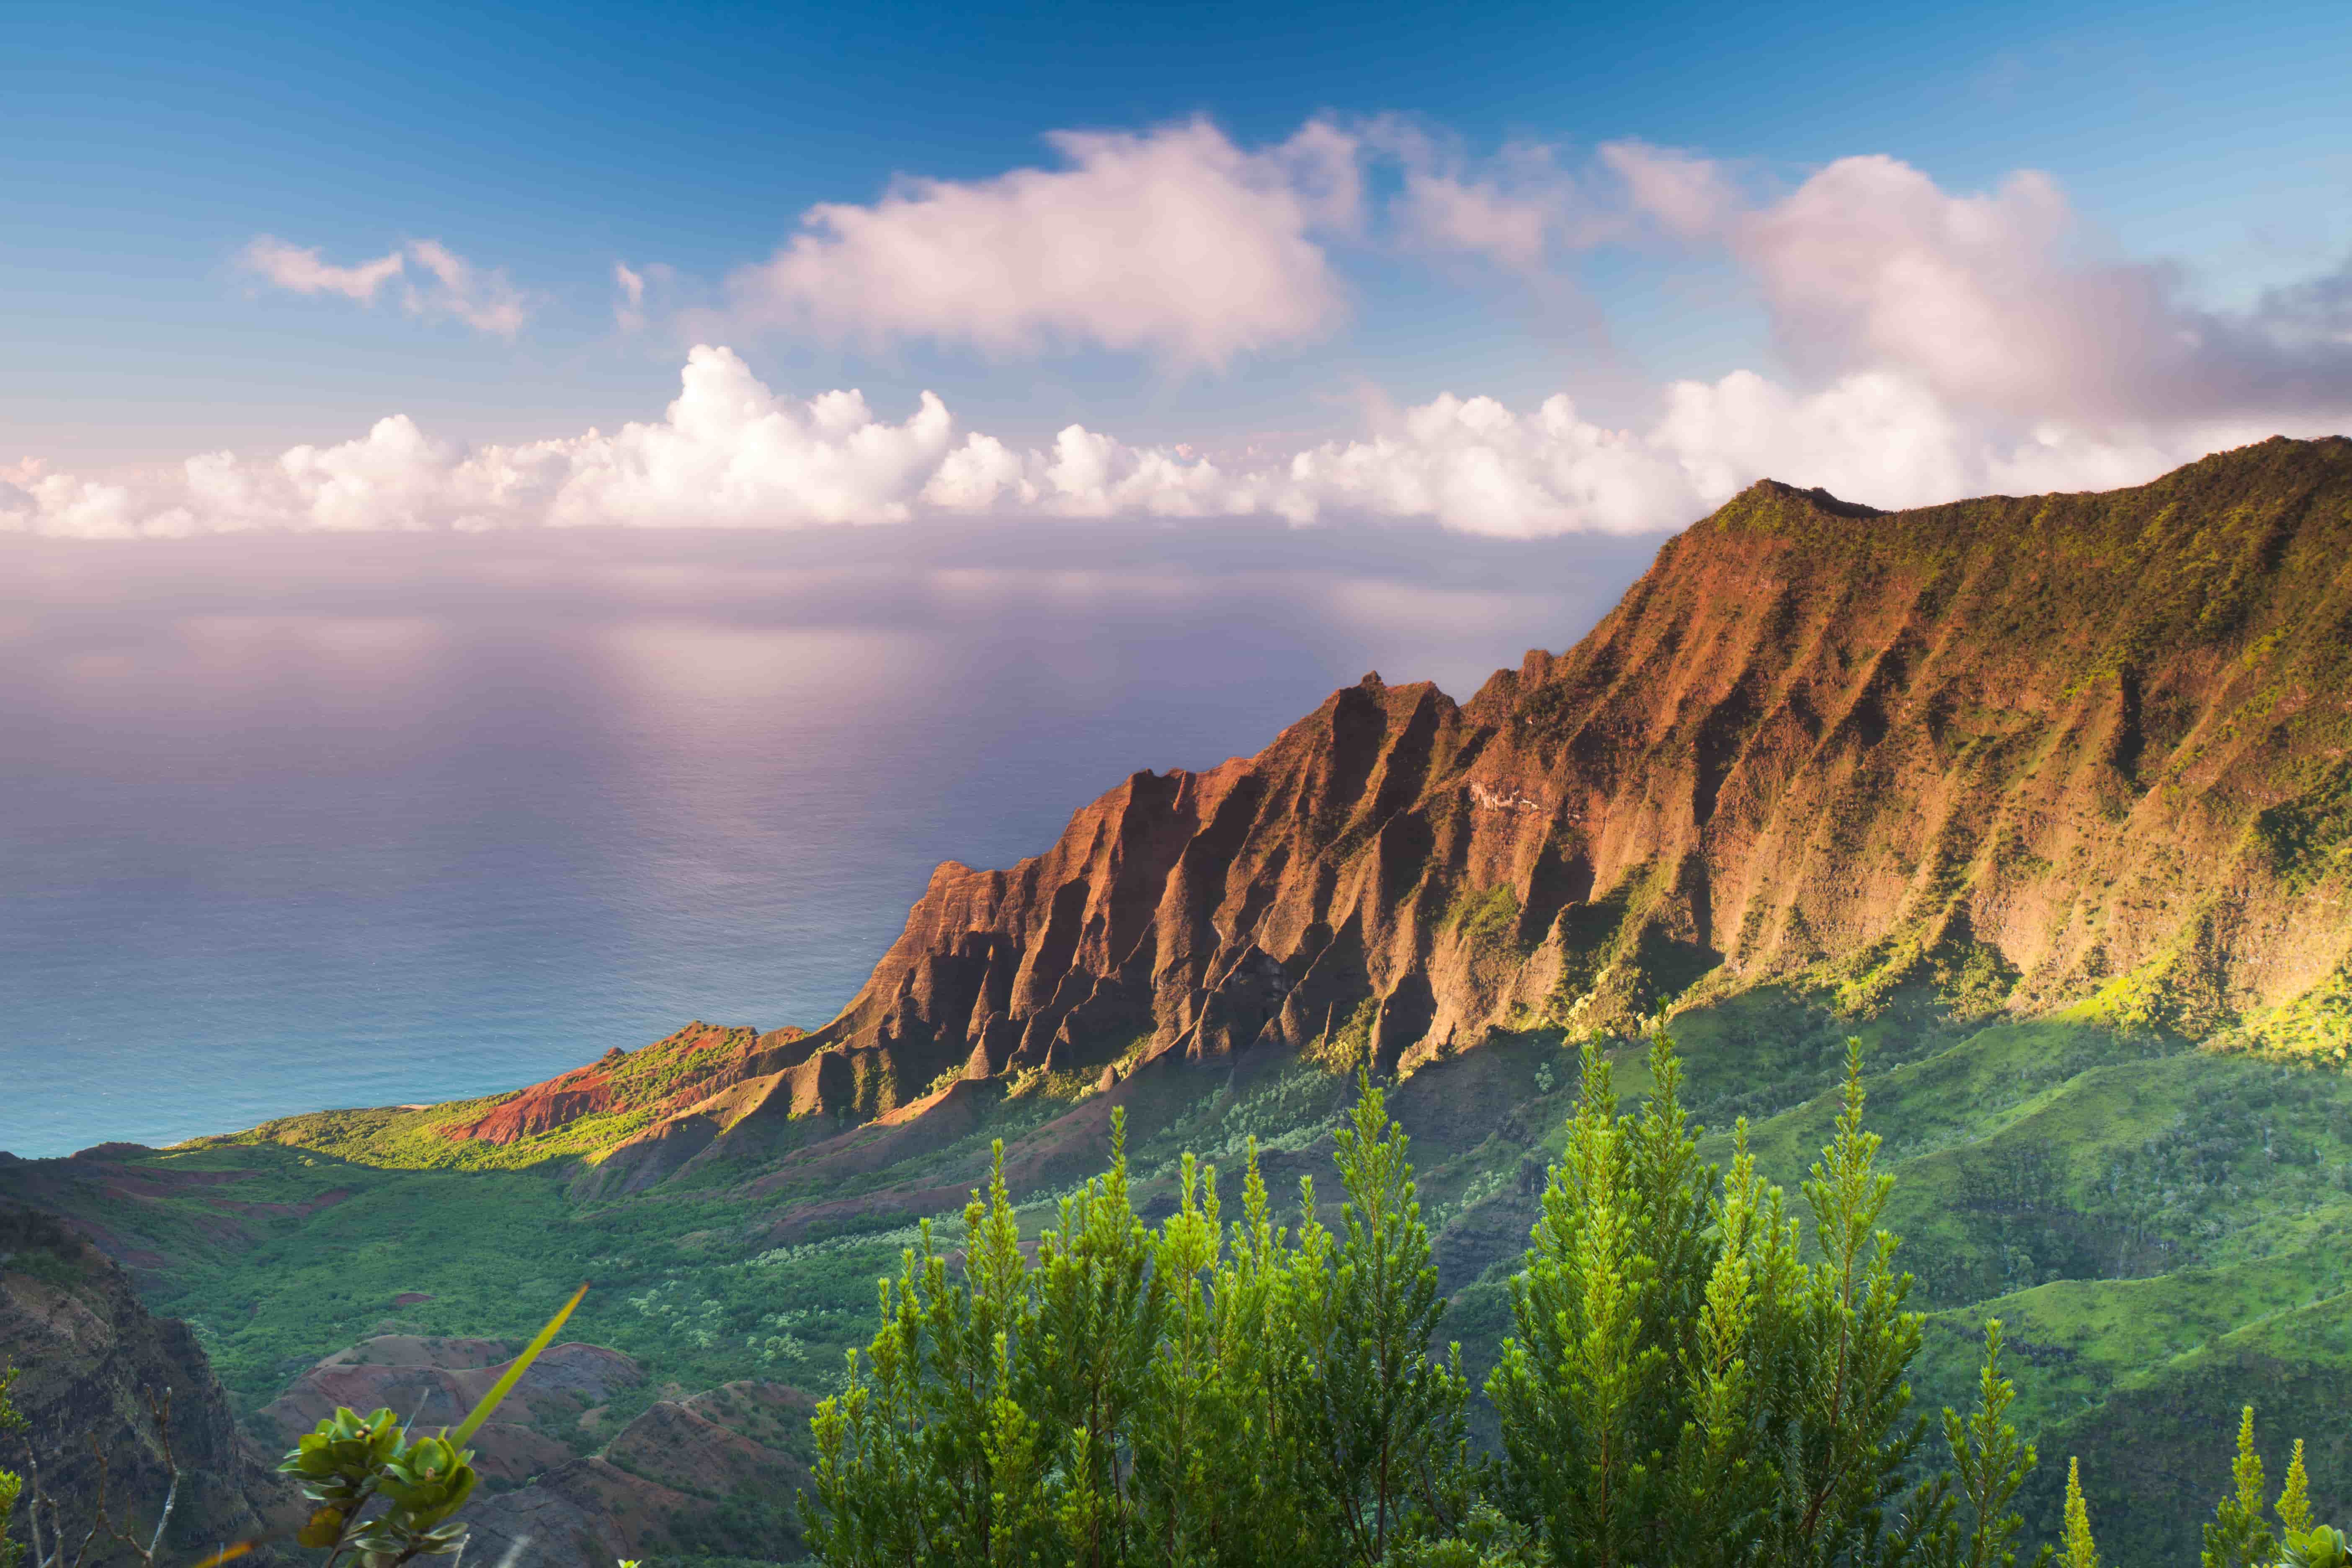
[1628,150,2352,423]
[1645,368,2280,508]
[1280,393,1693,535]
[61,139,2352,542]
[239,237,405,302]
[728,118,1358,366]
[401,240,529,338]
[238,237,530,338]
[1599,140,1739,240]
[16,345,2321,544]
[614,263,647,331]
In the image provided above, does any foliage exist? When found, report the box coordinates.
[1447,885,1525,964]
[2061,1460,2097,1568]
[2204,1407,2276,1568]
[1288,1083,1470,1563]
[805,1082,1463,1567]
[2215,963,2352,1067]
[1,1362,22,1568]
[2253,758,2352,899]
[1488,1034,1956,1568]
[805,1032,2308,1567]
[1311,998,1383,1077]
[26,991,2352,1558]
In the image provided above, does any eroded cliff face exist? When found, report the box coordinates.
[721,437,2352,1118]
[0,1205,296,1565]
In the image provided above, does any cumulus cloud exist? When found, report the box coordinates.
[1624,150,2352,423]
[1646,369,2285,508]
[728,119,1359,366]
[64,138,2352,542]
[13,346,2320,544]
[239,237,531,338]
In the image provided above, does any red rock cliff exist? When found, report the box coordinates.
[738,438,2352,1117]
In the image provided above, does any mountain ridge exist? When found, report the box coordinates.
[690,434,2352,1130]
[140,436,2352,1179]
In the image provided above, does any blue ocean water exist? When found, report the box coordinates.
[0,523,1658,1156]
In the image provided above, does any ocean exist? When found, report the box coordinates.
[0,521,1659,1156]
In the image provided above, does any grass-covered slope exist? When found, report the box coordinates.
[24,990,2349,1555]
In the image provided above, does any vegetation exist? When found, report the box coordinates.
[803,1085,1463,1567]
[797,1033,2342,1566]
[3,1363,23,1568]
[22,986,2352,1558]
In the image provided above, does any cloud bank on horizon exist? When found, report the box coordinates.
[15,119,2352,541]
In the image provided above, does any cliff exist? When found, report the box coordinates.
[0,1205,296,1565]
[722,437,2352,1117]
[185,438,2352,1180]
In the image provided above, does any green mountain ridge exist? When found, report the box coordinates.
[11,437,2352,1562]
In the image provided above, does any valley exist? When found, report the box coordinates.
[10,436,2352,1563]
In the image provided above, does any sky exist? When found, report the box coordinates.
[5,0,2352,538]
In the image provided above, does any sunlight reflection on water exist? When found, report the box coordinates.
[0,522,1664,1155]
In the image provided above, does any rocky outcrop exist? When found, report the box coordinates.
[727,437,2352,1117]
[0,1205,297,1565]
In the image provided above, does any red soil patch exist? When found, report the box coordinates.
[439,1064,622,1143]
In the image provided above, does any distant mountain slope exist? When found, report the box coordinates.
[146,439,2352,1175]
[727,436,2352,1122]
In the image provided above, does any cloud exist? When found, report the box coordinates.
[1280,393,1694,535]
[57,140,2352,542]
[614,263,647,331]
[1366,121,1621,278]
[239,237,531,338]
[1645,368,2279,508]
[1373,134,2352,428]
[1626,151,2352,423]
[1598,140,1739,240]
[239,237,405,302]
[15,345,2325,544]
[727,118,1358,366]
[400,240,529,338]
[1393,165,1569,276]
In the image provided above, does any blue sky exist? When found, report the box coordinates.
[4,0,2349,531]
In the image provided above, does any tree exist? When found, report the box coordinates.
[1917,1320,2049,1568]
[1282,1078,1469,1565]
[1488,1033,1941,1567]
[2205,1407,2276,1568]
[800,1033,2346,1568]
[2061,1458,2099,1568]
